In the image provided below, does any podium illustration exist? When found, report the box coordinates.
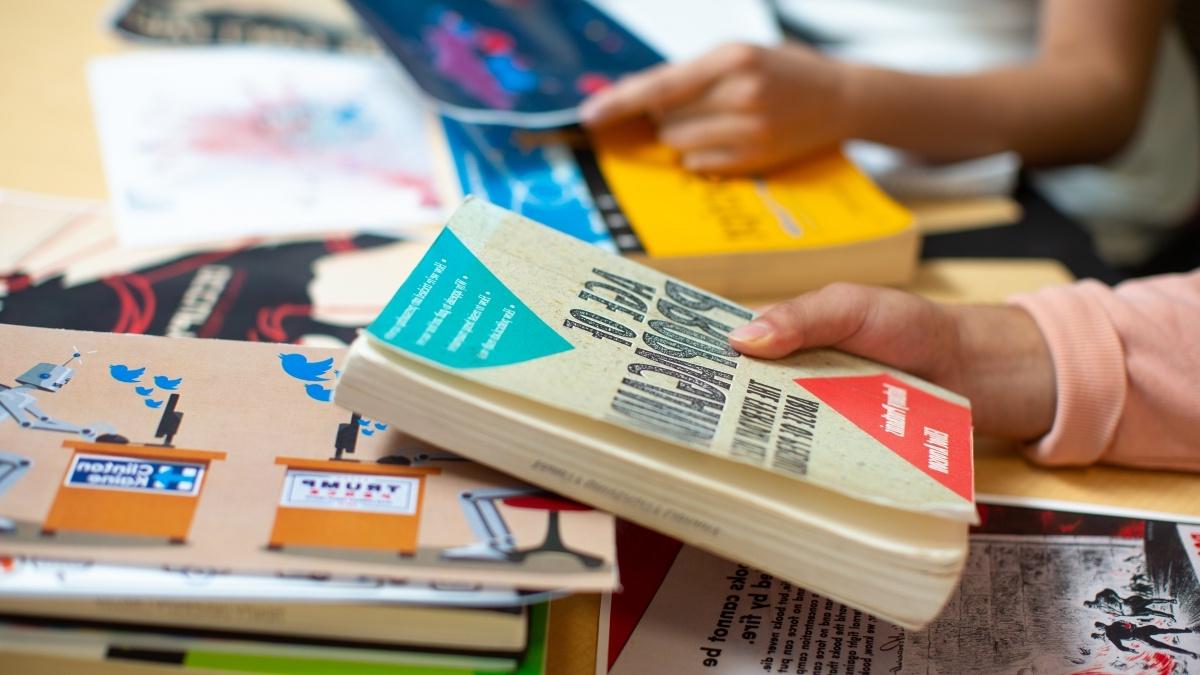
[268,457,441,555]
[42,440,227,544]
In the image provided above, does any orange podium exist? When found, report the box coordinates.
[43,440,227,544]
[268,457,441,555]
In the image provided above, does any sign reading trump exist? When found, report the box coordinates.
[280,470,419,515]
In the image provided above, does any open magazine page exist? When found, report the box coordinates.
[604,498,1200,674]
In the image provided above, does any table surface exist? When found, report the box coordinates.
[2,2,1197,674]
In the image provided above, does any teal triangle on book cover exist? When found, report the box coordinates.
[367,228,574,369]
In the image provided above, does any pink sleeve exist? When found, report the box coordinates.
[1008,270,1200,471]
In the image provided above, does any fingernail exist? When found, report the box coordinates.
[729,321,770,343]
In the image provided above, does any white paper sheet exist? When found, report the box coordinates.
[88,48,445,247]
[0,556,550,606]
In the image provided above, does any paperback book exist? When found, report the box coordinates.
[435,118,918,298]
[335,199,974,629]
[0,599,550,673]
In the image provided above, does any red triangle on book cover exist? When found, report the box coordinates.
[795,374,973,501]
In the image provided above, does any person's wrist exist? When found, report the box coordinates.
[831,61,871,141]
[948,304,1056,441]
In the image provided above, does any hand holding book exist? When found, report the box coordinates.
[733,271,1200,475]
[580,43,850,175]
[729,283,1056,441]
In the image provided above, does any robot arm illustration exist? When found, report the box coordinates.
[441,486,543,561]
[0,355,119,441]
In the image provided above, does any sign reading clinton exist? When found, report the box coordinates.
[66,453,205,496]
[281,470,419,515]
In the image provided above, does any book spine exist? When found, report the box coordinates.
[0,598,505,648]
[571,143,645,254]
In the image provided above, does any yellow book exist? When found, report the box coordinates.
[436,117,917,298]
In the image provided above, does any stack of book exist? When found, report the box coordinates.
[2,2,1006,672]
[0,573,549,673]
[0,322,618,672]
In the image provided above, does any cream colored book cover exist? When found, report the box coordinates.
[0,323,615,590]
[360,198,976,522]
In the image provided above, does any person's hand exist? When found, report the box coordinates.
[579,43,853,175]
[728,283,1058,441]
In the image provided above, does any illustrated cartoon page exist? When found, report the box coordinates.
[0,323,615,591]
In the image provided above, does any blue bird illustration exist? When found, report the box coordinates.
[144,398,165,408]
[109,364,146,383]
[374,422,388,431]
[362,429,376,437]
[135,386,155,396]
[358,418,371,427]
[154,375,182,390]
[279,353,335,382]
[304,383,332,402]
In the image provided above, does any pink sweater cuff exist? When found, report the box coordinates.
[1008,281,1127,466]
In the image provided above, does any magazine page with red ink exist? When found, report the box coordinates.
[602,498,1200,674]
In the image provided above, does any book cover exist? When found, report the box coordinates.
[589,120,914,260]
[436,118,917,296]
[358,198,973,522]
[0,323,616,591]
[347,0,662,127]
